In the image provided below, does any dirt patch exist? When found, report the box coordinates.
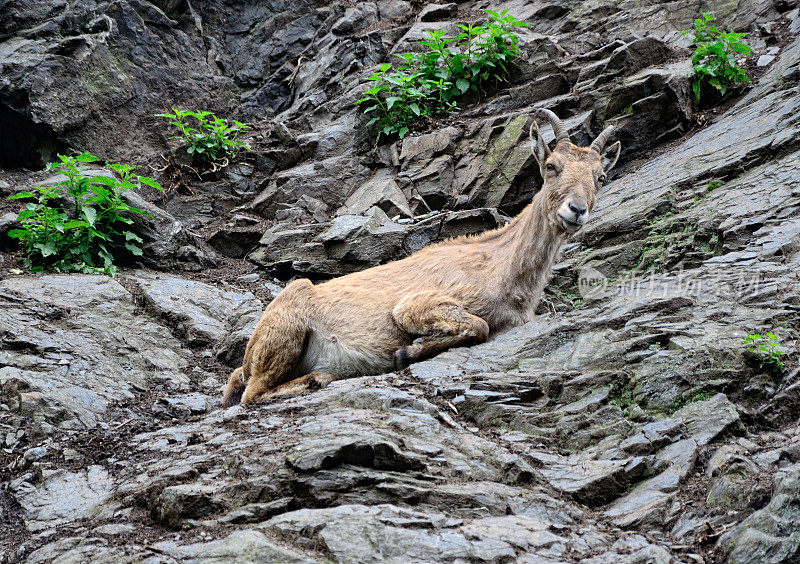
[0,488,28,559]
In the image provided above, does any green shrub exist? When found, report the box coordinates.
[357,9,528,141]
[7,152,162,275]
[158,108,250,162]
[681,13,753,100]
[742,332,786,375]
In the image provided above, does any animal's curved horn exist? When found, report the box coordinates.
[536,108,569,143]
[590,125,615,152]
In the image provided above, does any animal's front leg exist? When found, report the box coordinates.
[391,290,490,369]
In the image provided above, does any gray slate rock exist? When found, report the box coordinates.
[152,529,313,563]
[338,170,413,219]
[719,463,800,563]
[0,275,188,430]
[14,465,114,532]
[128,272,263,347]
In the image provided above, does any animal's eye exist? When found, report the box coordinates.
[598,174,607,184]
[545,163,557,173]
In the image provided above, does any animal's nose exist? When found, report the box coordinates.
[569,201,587,216]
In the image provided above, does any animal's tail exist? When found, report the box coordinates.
[222,367,245,407]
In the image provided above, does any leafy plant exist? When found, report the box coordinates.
[743,333,786,375]
[7,152,162,275]
[158,108,250,162]
[358,62,433,141]
[463,9,526,87]
[356,9,528,141]
[681,13,754,100]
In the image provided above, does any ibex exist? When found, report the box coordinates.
[223,110,621,407]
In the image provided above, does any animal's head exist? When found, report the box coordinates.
[530,109,621,235]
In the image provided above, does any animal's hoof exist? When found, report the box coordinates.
[222,388,243,408]
[308,372,338,390]
[393,347,410,370]
[222,367,245,407]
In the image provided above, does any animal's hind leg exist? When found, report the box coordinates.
[263,371,340,397]
[391,290,489,368]
[238,279,314,404]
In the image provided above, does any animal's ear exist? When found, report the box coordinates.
[529,121,550,166]
[601,141,621,172]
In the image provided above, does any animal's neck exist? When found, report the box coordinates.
[497,189,565,296]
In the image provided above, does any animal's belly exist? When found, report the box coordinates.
[297,331,396,377]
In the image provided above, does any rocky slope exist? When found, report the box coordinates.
[1,0,800,562]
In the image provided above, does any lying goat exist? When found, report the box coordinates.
[223,109,620,406]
